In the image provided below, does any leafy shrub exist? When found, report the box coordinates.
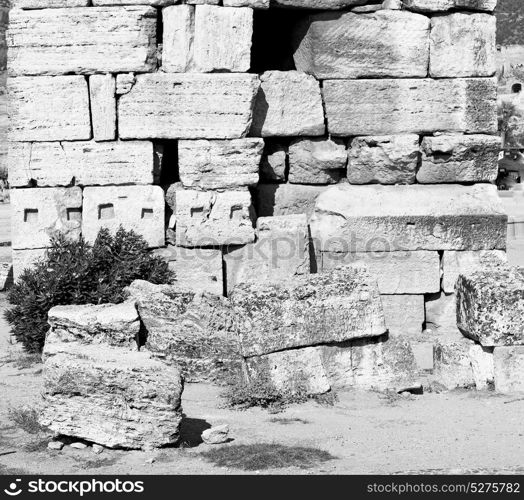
[5,227,174,352]
[8,406,46,435]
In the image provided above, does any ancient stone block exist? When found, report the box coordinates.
[251,71,325,137]
[321,251,440,294]
[380,295,425,337]
[11,0,88,8]
[82,186,165,248]
[229,265,386,357]
[11,187,82,250]
[293,10,429,79]
[273,0,366,7]
[425,292,460,337]
[162,5,194,72]
[260,142,287,182]
[456,266,524,347]
[89,75,116,142]
[8,7,157,76]
[403,0,497,13]
[347,135,419,185]
[323,78,497,136]
[288,137,347,185]
[223,0,269,7]
[433,336,475,390]
[8,141,155,187]
[115,73,135,95]
[493,346,524,393]
[93,0,176,5]
[118,73,259,139]
[12,248,46,281]
[256,183,327,218]
[310,184,507,252]
[178,139,263,189]
[171,188,255,247]
[9,76,91,141]
[469,343,494,390]
[417,134,501,184]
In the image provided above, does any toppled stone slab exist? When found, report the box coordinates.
[469,343,494,390]
[403,0,497,12]
[456,266,524,347]
[310,184,507,252]
[417,134,501,184]
[9,76,91,141]
[162,5,194,72]
[433,336,475,390]
[178,139,263,190]
[229,265,386,357]
[323,78,497,136]
[82,186,165,248]
[381,295,424,337]
[260,142,287,182]
[250,71,325,137]
[288,137,347,185]
[293,10,429,79]
[494,346,524,394]
[8,7,157,76]
[89,75,116,141]
[11,187,82,250]
[256,183,327,218]
[118,73,260,139]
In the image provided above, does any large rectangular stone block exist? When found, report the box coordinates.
[381,295,425,338]
[9,141,155,187]
[162,5,194,72]
[403,0,497,12]
[82,185,165,248]
[310,184,507,252]
[273,0,365,7]
[293,10,430,79]
[8,7,157,76]
[9,76,91,141]
[89,75,116,142]
[11,187,82,250]
[323,78,497,136]
[494,346,524,394]
[11,0,88,8]
[118,73,259,139]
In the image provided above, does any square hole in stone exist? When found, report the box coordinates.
[24,209,38,223]
[66,207,82,222]
[98,203,115,220]
[141,208,154,219]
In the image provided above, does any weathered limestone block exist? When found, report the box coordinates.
[170,188,255,247]
[118,73,259,139]
[41,336,183,449]
[230,265,386,357]
[288,137,347,185]
[417,134,501,184]
[9,141,155,188]
[381,295,424,337]
[456,266,524,347]
[224,214,310,293]
[9,76,91,141]
[250,71,325,137]
[12,248,46,280]
[430,13,495,78]
[8,7,157,76]
[11,187,82,250]
[310,184,507,252]
[323,78,497,136]
[293,10,429,79]
[433,336,476,390]
[469,344,494,390]
[93,0,176,5]
[494,346,524,394]
[321,251,440,294]
[82,186,165,248]
[11,0,88,7]
[178,139,263,189]
[273,0,366,7]
[89,75,116,142]
[256,183,327,218]
[126,279,241,382]
[115,73,135,95]
[260,142,287,182]
[223,0,268,7]
[425,292,460,336]
[442,249,507,293]
[162,5,194,73]
[403,0,497,12]
[347,135,419,185]
[48,303,140,348]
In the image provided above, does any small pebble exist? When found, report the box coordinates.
[48,441,64,451]
[92,444,104,455]
[70,442,88,450]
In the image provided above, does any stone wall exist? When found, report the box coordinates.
[0,0,8,178]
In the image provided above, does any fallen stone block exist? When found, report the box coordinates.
[425,292,461,337]
[310,184,507,252]
[323,78,497,136]
[202,424,229,445]
[288,137,347,185]
[89,75,116,142]
[381,295,424,337]
[403,0,496,12]
[118,73,260,139]
[469,343,494,390]
[8,7,157,76]
[250,71,325,137]
[347,135,419,185]
[417,134,501,184]
[162,5,194,72]
[82,185,165,248]
[433,336,475,390]
[456,266,524,347]
[260,142,287,182]
[9,76,91,142]
[229,265,386,357]
[178,139,263,190]
[12,248,46,281]
[494,346,524,394]
[293,10,429,79]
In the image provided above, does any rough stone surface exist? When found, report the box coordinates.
[347,135,419,185]
[9,76,91,141]
[294,10,429,79]
[162,5,194,73]
[223,0,268,6]
[273,0,367,7]
[250,71,325,137]
[12,248,46,281]
[260,142,287,182]
[433,336,476,390]
[323,78,498,136]
[9,141,155,187]
[494,346,524,394]
[288,138,347,185]
[178,139,263,190]
[118,73,260,139]
[456,266,524,347]
[11,187,82,250]
[8,7,157,76]
[229,265,386,357]
[202,424,229,445]
[82,186,165,248]
[417,134,501,184]
[310,184,507,252]
[89,75,116,142]
[12,0,89,7]
[380,295,425,338]
[469,343,494,390]
[403,0,497,13]
[93,0,177,4]
[425,292,460,337]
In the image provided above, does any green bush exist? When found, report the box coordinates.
[5,227,174,353]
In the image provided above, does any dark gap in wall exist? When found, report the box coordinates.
[156,140,179,187]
